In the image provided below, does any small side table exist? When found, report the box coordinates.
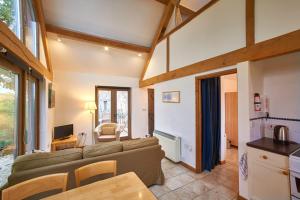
[51,135,77,151]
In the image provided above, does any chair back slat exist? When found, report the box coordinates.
[2,173,68,200]
[75,160,117,187]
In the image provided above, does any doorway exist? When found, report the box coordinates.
[222,74,238,166]
[148,89,154,136]
[95,86,131,139]
[195,69,238,172]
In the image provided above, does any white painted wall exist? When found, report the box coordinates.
[255,0,300,43]
[238,52,300,199]
[47,34,145,78]
[170,0,245,70]
[154,65,236,167]
[143,40,167,80]
[39,79,55,151]
[237,62,251,199]
[53,70,148,145]
[250,52,300,143]
[220,74,237,161]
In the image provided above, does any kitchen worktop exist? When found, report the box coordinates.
[247,137,300,156]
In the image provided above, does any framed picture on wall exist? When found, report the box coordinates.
[48,83,55,108]
[162,91,180,103]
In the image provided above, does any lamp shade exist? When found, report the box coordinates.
[85,102,97,110]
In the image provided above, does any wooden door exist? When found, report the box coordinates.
[148,89,154,136]
[225,92,238,147]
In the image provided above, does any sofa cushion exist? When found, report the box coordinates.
[12,148,82,173]
[102,127,115,135]
[83,141,122,158]
[122,137,159,151]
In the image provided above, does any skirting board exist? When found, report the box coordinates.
[238,194,247,200]
[180,161,197,173]
[220,160,226,165]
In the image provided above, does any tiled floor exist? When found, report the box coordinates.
[150,148,239,200]
[0,154,13,187]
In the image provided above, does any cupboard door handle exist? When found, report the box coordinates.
[262,155,268,160]
[282,171,289,176]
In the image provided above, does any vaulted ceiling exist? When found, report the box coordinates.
[42,0,210,78]
[43,0,166,47]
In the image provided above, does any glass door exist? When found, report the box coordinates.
[97,89,112,124]
[0,65,19,187]
[96,87,131,139]
[116,90,129,137]
[25,76,38,153]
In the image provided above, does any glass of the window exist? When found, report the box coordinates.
[0,65,19,187]
[25,76,38,153]
[24,0,38,57]
[0,0,22,39]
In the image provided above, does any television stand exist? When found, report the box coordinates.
[51,135,77,151]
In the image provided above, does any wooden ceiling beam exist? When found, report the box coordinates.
[139,29,300,87]
[154,0,194,16]
[140,0,175,80]
[246,0,255,46]
[0,21,52,80]
[32,0,53,75]
[45,24,150,53]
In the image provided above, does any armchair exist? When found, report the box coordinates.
[93,123,121,143]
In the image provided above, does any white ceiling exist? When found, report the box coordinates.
[44,0,211,78]
[48,33,145,78]
[42,0,165,47]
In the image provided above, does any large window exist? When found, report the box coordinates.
[24,0,38,57]
[0,0,22,39]
[1,0,39,57]
[0,60,20,187]
[0,0,42,188]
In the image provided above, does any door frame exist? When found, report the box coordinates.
[147,88,154,136]
[195,69,237,173]
[95,86,132,139]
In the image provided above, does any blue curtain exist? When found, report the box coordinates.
[201,77,221,171]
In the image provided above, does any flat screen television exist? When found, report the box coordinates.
[54,124,73,140]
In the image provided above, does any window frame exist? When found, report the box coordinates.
[22,0,39,58]
[0,57,22,155]
[0,0,42,155]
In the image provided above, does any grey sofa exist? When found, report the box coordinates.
[0,137,165,199]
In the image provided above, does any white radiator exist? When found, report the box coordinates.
[153,130,181,163]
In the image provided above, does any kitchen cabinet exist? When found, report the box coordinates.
[248,147,290,200]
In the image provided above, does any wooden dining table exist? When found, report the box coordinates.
[42,172,157,200]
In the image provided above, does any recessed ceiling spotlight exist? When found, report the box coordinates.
[138,53,142,57]
[57,38,62,42]
[104,46,109,51]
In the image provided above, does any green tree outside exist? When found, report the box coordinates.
[0,0,14,26]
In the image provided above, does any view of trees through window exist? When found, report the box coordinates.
[0,0,21,38]
[0,67,18,153]
[0,0,14,25]
[0,66,18,187]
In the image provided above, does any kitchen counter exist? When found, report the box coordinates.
[247,137,300,156]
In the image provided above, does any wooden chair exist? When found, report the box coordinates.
[75,160,117,187]
[2,173,68,200]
